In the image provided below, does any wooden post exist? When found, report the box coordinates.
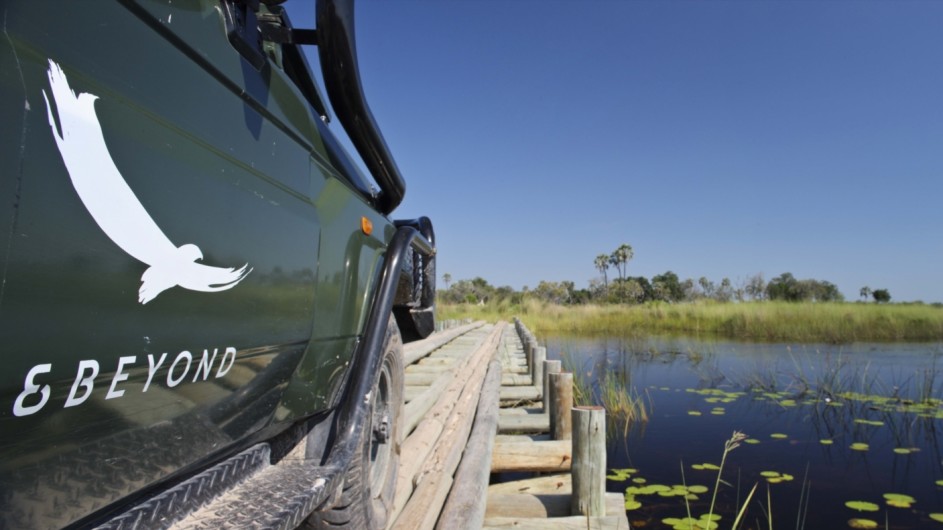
[543,360,561,412]
[571,406,606,516]
[533,346,546,394]
[549,372,573,440]
[525,338,534,381]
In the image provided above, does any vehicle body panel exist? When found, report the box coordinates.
[0,1,392,527]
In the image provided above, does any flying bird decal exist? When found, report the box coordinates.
[42,59,252,304]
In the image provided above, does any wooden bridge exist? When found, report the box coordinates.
[388,319,630,529]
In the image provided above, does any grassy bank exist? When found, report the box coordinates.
[437,299,943,342]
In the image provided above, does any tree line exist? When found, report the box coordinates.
[439,243,894,306]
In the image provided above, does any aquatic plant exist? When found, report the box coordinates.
[706,431,749,528]
[560,349,649,435]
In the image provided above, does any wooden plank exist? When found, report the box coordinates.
[490,440,571,473]
[405,372,441,386]
[499,385,541,402]
[435,359,503,530]
[391,323,506,528]
[417,357,455,366]
[485,493,568,518]
[393,350,491,530]
[403,327,492,433]
[496,413,549,434]
[494,434,550,443]
[484,492,625,519]
[501,373,533,386]
[406,364,452,373]
[486,474,571,495]
[482,516,623,529]
[405,386,427,402]
[404,321,484,365]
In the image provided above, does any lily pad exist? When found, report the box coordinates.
[820,439,834,445]
[848,519,878,529]
[770,433,788,439]
[759,470,792,484]
[845,500,880,512]
[936,480,943,487]
[687,485,709,494]
[607,468,637,481]
[930,513,943,522]
[688,411,702,416]
[893,448,912,455]
[624,496,641,510]
[884,493,915,508]
[745,438,761,445]
[692,463,720,471]
[850,443,870,451]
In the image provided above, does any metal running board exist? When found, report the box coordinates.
[97,444,270,530]
[169,454,331,530]
[97,443,333,530]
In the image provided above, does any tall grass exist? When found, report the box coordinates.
[437,299,943,343]
[561,351,649,435]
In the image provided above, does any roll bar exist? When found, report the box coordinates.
[316,0,406,215]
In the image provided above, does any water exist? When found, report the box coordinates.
[545,334,943,530]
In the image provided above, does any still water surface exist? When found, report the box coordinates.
[545,335,943,529]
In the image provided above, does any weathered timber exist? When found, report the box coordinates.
[494,434,550,443]
[436,359,503,530]
[499,385,541,403]
[490,440,571,473]
[484,492,625,519]
[393,475,454,530]
[404,386,425,402]
[406,363,452,373]
[543,360,562,412]
[496,413,549,434]
[533,346,546,394]
[394,341,495,530]
[482,516,624,529]
[404,321,484,365]
[403,327,493,433]
[549,372,573,440]
[501,373,533,386]
[486,474,571,495]
[405,372,442,386]
[417,357,455,365]
[391,323,505,527]
[571,406,606,516]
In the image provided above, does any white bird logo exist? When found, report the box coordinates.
[42,59,252,304]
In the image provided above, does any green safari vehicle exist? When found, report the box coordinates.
[0,0,436,528]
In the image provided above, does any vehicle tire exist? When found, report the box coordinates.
[307,319,404,530]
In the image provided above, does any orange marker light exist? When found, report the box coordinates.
[361,216,373,236]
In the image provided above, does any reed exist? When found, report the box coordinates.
[437,299,943,343]
[561,351,649,434]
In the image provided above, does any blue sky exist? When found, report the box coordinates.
[289,1,943,303]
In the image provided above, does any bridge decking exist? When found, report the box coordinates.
[388,320,629,530]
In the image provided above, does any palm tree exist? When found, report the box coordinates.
[443,273,452,291]
[594,254,610,296]
[610,244,634,302]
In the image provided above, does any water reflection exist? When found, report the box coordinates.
[546,334,943,530]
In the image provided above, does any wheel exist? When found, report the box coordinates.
[307,319,404,529]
